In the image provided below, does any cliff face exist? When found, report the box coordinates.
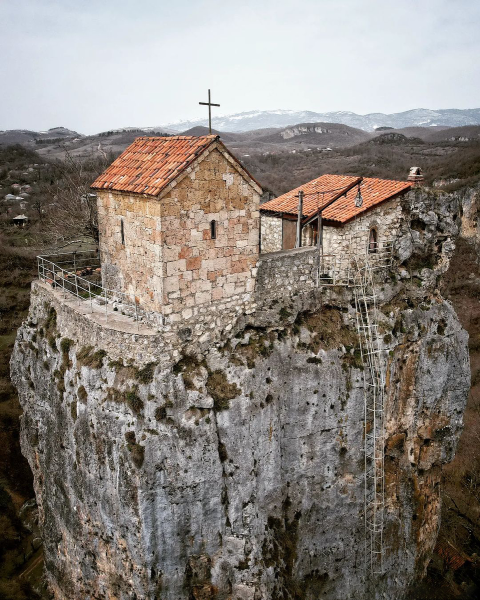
[11,189,471,600]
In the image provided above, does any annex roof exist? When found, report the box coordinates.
[261,174,412,224]
[260,174,361,219]
[91,135,219,196]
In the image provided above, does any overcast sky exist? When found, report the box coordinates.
[1,0,479,134]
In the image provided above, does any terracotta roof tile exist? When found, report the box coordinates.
[91,135,218,196]
[260,174,412,224]
[260,174,361,218]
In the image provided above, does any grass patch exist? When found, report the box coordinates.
[235,328,276,369]
[135,362,157,384]
[77,385,88,403]
[76,346,107,369]
[300,307,358,354]
[172,355,205,390]
[126,388,144,414]
[206,370,240,411]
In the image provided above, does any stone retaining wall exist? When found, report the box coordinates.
[31,245,327,369]
[255,246,319,302]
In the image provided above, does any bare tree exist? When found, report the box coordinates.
[44,148,113,244]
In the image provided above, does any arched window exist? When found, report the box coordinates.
[210,220,217,240]
[368,227,378,253]
[121,219,125,245]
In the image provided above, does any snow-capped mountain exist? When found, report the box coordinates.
[162,108,480,133]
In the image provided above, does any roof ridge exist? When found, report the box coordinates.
[135,135,218,141]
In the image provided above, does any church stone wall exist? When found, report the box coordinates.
[96,189,164,307]
[260,215,282,253]
[160,147,260,323]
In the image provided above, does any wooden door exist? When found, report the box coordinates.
[282,219,297,250]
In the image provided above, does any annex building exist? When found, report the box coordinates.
[260,174,413,257]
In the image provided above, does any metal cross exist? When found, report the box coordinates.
[199,89,220,134]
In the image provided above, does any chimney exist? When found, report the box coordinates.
[408,166,424,187]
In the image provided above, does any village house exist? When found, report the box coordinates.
[12,214,28,227]
[91,135,262,325]
[259,174,413,257]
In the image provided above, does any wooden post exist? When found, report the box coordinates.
[317,210,323,253]
[296,190,304,248]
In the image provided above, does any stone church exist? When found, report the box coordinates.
[91,135,262,325]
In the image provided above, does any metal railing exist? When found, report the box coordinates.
[310,238,394,287]
[37,251,162,329]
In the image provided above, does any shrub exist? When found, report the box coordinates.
[128,443,145,468]
[126,389,144,414]
[77,385,88,403]
[77,346,107,369]
[155,406,167,421]
[60,338,74,355]
[135,362,157,384]
[206,370,240,411]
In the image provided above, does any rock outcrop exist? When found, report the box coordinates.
[11,188,471,599]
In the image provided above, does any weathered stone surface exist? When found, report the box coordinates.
[11,288,469,600]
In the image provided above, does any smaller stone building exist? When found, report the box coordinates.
[91,135,262,326]
[260,174,413,257]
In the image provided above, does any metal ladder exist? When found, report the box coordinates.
[352,252,386,577]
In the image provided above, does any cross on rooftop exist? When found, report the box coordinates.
[199,89,220,134]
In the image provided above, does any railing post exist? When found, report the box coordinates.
[89,281,93,313]
[104,287,108,322]
[135,300,139,331]
[75,273,80,304]
[62,269,66,299]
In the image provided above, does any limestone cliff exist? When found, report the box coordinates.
[11,188,471,599]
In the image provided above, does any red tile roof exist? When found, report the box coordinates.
[260,174,361,218]
[91,135,218,196]
[260,174,412,224]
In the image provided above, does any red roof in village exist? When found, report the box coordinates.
[261,174,412,224]
[91,135,218,196]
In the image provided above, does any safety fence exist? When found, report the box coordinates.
[37,251,161,329]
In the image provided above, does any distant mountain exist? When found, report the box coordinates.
[2,119,480,162]
[163,108,480,133]
[0,126,82,147]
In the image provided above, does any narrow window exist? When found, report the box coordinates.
[210,219,217,240]
[368,227,378,253]
[121,219,125,245]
